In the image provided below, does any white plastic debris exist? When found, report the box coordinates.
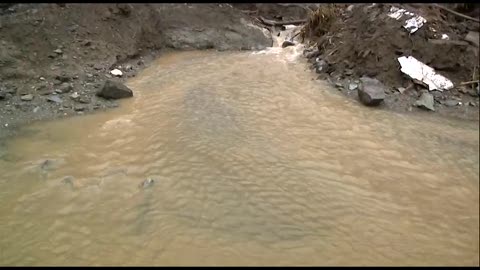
[388,7,412,20]
[397,56,454,91]
[404,16,426,34]
[388,6,426,34]
[441,34,449,40]
[110,69,123,77]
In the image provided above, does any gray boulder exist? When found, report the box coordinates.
[414,92,435,111]
[358,77,386,106]
[97,80,133,99]
[281,40,295,48]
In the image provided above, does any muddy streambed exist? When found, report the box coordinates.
[0,48,478,266]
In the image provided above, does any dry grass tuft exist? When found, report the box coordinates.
[300,4,339,43]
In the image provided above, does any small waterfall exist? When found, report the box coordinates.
[251,24,305,63]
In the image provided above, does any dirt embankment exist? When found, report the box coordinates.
[298,4,479,121]
[0,3,272,138]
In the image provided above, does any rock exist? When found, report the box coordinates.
[33,106,40,113]
[414,92,435,111]
[125,65,133,71]
[344,69,354,76]
[357,77,386,106]
[315,59,330,73]
[37,85,54,95]
[139,178,155,189]
[97,80,133,99]
[39,76,45,81]
[40,159,65,171]
[55,89,63,94]
[0,92,6,100]
[107,102,119,108]
[304,50,320,60]
[62,176,75,188]
[443,99,459,107]
[93,64,103,70]
[53,79,62,85]
[117,4,132,16]
[56,74,71,82]
[86,73,93,78]
[47,95,63,103]
[20,94,33,101]
[281,40,295,48]
[78,97,90,104]
[348,83,359,91]
[468,89,479,97]
[53,49,63,54]
[110,69,123,77]
[74,105,85,111]
[397,87,406,94]
[58,82,73,93]
[82,40,92,46]
[70,92,80,100]
[468,101,476,107]
[3,87,16,94]
[464,31,479,47]
[458,86,469,94]
[137,60,144,66]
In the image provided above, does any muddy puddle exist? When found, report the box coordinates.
[0,46,478,266]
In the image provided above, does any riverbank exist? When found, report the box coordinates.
[294,4,479,121]
[0,3,272,139]
[0,4,478,140]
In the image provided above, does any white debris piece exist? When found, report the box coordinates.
[441,34,449,40]
[404,16,426,34]
[110,69,123,77]
[398,56,454,91]
[388,6,426,34]
[388,7,412,20]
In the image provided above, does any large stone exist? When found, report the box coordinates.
[97,80,133,99]
[357,77,386,106]
[281,40,295,48]
[414,92,435,111]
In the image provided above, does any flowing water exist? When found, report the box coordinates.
[0,43,479,266]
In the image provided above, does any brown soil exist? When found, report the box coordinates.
[301,4,479,121]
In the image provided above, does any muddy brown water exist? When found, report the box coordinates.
[0,50,479,266]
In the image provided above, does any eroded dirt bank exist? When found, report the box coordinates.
[0,3,272,139]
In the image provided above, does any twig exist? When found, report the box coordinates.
[472,65,477,90]
[290,31,301,41]
[460,80,479,85]
[433,4,480,23]
[240,10,258,15]
[258,16,306,26]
